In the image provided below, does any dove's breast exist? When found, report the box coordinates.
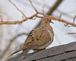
[32,27,54,50]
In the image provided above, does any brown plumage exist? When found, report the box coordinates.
[10,16,54,56]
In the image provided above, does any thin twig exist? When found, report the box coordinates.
[67,32,76,35]
[73,16,76,23]
[29,0,38,13]
[57,9,75,18]
[8,0,26,18]
[0,32,29,59]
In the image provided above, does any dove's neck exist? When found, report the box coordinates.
[40,20,50,27]
[34,19,52,30]
[39,20,53,30]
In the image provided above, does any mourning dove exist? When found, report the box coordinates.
[10,16,54,56]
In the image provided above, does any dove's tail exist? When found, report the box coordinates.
[6,48,22,61]
[10,48,22,56]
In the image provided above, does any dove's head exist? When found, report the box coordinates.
[43,16,53,23]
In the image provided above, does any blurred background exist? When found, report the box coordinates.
[0,0,76,61]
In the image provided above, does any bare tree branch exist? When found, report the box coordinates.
[46,0,63,15]
[0,12,40,25]
[48,16,76,27]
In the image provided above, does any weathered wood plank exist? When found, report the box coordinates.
[7,42,76,61]
[36,50,76,61]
